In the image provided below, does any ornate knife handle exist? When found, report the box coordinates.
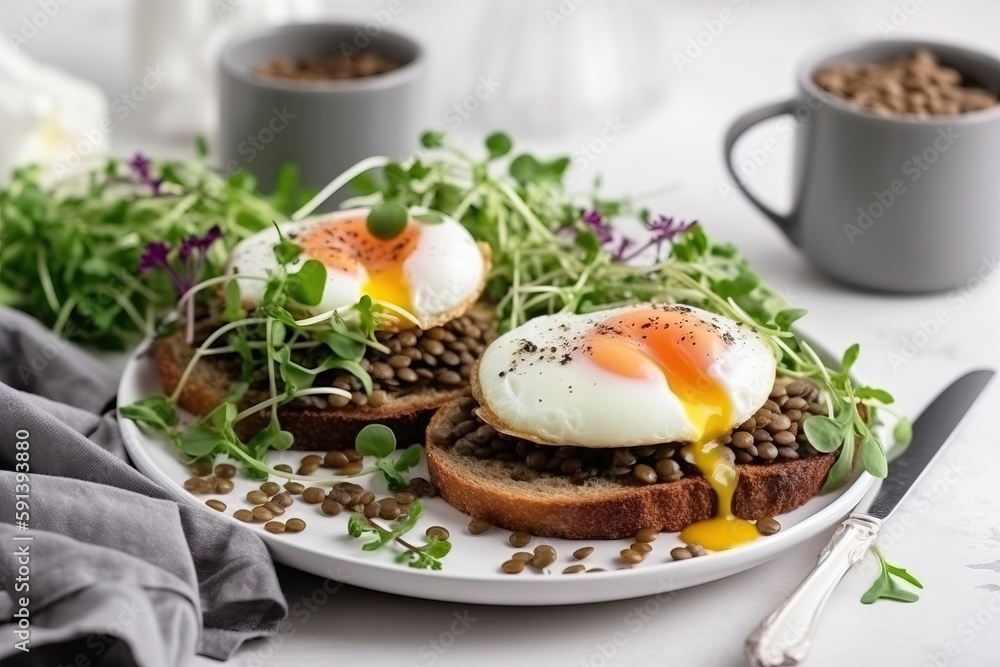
[745,514,881,667]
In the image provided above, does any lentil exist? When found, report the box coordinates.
[251,506,273,522]
[246,490,268,505]
[285,518,306,533]
[214,463,236,479]
[284,482,305,495]
[573,546,595,560]
[265,521,285,534]
[509,532,532,548]
[321,500,344,516]
[670,547,692,561]
[502,560,525,574]
[563,565,586,574]
[260,482,281,497]
[756,517,781,536]
[620,549,644,564]
[301,487,326,504]
[206,499,226,512]
[233,509,253,522]
[426,526,450,541]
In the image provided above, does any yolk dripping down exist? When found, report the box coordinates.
[299,217,419,313]
[585,308,758,551]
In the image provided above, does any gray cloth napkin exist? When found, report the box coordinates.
[0,308,288,666]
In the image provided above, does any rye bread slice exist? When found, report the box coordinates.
[154,329,467,451]
[425,400,835,540]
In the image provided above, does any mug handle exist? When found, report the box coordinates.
[723,100,798,241]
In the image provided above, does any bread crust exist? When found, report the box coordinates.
[425,400,835,540]
[154,330,467,451]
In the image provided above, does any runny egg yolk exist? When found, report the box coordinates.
[299,217,420,313]
[585,308,758,551]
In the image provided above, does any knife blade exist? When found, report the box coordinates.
[746,368,995,667]
[864,369,995,520]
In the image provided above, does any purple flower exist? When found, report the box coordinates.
[138,241,170,274]
[581,209,614,245]
[138,227,224,296]
[179,225,223,261]
[128,152,163,195]
[647,215,697,243]
[574,209,697,264]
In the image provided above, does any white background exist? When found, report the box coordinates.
[3,1,1000,665]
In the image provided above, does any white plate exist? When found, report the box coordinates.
[118,339,874,606]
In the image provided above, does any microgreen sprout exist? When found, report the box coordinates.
[347,501,452,570]
[861,545,923,604]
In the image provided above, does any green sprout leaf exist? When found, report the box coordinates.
[222,279,246,323]
[177,421,222,458]
[272,222,303,265]
[859,430,888,478]
[774,307,807,330]
[367,200,409,240]
[412,210,446,225]
[841,343,860,376]
[485,131,513,159]
[287,259,327,307]
[821,437,855,493]
[420,130,444,148]
[855,386,895,404]
[120,395,177,434]
[394,444,422,472]
[861,547,922,604]
[355,424,396,459]
[803,415,846,453]
[893,418,913,446]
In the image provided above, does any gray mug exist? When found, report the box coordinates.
[725,39,1000,292]
[218,23,427,204]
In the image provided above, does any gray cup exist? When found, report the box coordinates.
[725,39,1000,292]
[218,23,427,204]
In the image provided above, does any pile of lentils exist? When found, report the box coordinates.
[815,48,998,116]
[238,309,493,411]
[443,379,826,486]
[181,451,437,534]
[256,51,402,82]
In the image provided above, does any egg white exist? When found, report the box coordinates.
[474,305,777,447]
[227,208,486,328]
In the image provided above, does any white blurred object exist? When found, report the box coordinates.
[0,35,109,185]
[131,0,322,140]
[466,0,668,139]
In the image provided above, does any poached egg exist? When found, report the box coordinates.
[228,208,488,329]
[474,304,778,550]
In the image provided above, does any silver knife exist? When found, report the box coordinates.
[745,369,995,667]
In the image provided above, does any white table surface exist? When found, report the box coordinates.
[4,1,999,665]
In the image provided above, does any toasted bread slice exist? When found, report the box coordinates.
[154,330,467,450]
[425,400,834,540]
